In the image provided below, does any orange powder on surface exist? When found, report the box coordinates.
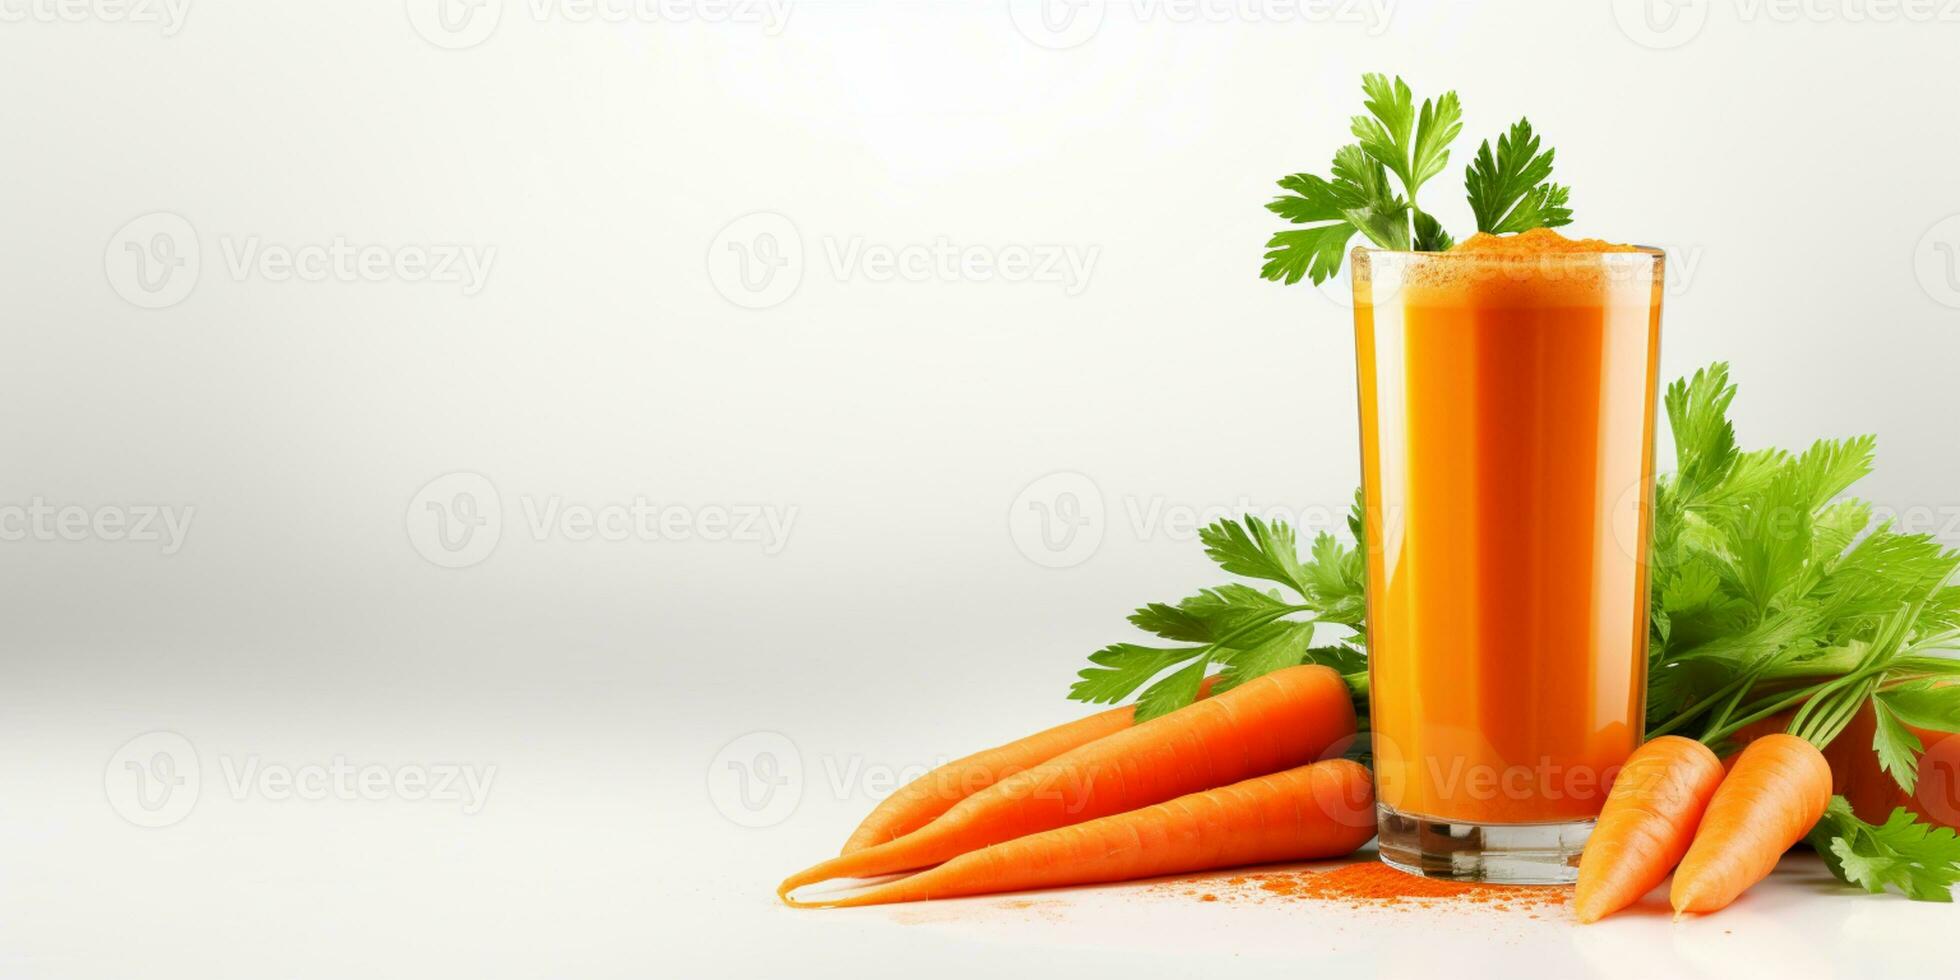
[1156,862,1568,913]
[1450,227,1642,254]
[1251,863,1566,909]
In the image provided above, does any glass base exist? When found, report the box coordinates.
[1375,804,1591,885]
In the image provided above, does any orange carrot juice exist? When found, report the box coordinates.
[1351,229,1663,882]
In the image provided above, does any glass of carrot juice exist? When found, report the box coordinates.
[1351,232,1664,883]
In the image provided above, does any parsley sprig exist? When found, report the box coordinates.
[1069,509,1369,722]
[1261,73,1573,285]
[1809,798,1960,902]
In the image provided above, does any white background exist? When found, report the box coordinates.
[4,1,1958,976]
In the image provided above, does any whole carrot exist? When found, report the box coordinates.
[786,759,1375,908]
[778,664,1356,898]
[1573,736,1725,923]
[840,677,1222,854]
[1670,733,1832,916]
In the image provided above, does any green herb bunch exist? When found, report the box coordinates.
[1260,73,1572,286]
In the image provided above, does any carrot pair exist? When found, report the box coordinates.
[1575,733,1832,922]
[838,676,1222,854]
[790,760,1375,908]
[781,665,1365,907]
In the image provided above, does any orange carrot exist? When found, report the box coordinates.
[1573,736,1725,923]
[1670,733,1832,916]
[840,677,1222,854]
[779,664,1356,899]
[786,759,1376,908]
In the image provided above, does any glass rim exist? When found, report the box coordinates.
[1353,244,1665,264]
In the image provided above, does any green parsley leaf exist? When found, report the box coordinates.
[1262,144,1410,285]
[1790,436,1877,511]
[1880,679,1960,733]
[1412,209,1454,251]
[1664,362,1740,501]
[1351,73,1416,185]
[1810,798,1960,902]
[1133,655,1212,723]
[1330,145,1411,250]
[1070,643,1204,705]
[1303,644,1368,675]
[1352,74,1462,201]
[1200,516,1314,598]
[1127,585,1295,644]
[1215,620,1316,693]
[1302,531,1368,627]
[1259,222,1356,287]
[1661,561,1723,613]
[1262,74,1466,284]
[1410,92,1463,194]
[1871,698,1925,794]
[1465,118,1572,235]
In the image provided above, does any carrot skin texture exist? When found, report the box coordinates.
[1670,734,1832,916]
[840,677,1222,854]
[787,760,1376,908]
[779,665,1357,897]
[1573,736,1725,923]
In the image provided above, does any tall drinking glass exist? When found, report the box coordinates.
[1351,245,1665,883]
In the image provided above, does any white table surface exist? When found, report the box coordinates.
[5,700,1948,980]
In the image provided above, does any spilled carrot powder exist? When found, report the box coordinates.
[1155,862,1568,914]
[1251,863,1566,910]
